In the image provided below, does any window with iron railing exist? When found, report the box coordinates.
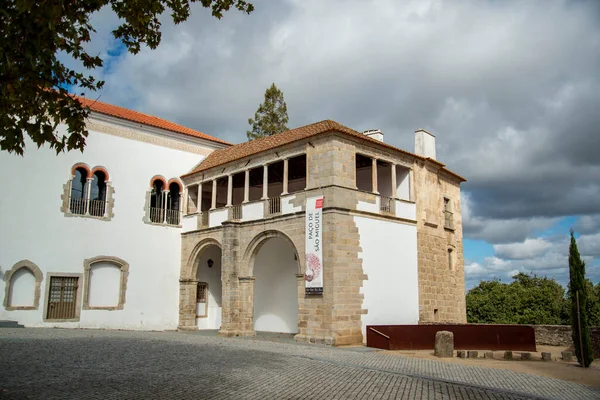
[231,204,242,221]
[146,178,182,227]
[380,195,393,213]
[267,197,281,215]
[63,164,112,220]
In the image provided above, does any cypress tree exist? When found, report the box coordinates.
[568,229,594,367]
[246,83,289,141]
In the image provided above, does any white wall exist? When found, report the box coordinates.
[0,122,208,330]
[196,245,222,330]
[395,200,417,221]
[357,197,380,214]
[242,202,264,222]
[209,209,228,228]
[281,194,302,215]
[88,262,121,307]
[355,216,419,340]
[253,237,298,333]
[8,269,36,307]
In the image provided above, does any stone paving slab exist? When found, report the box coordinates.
[0,328,598,399]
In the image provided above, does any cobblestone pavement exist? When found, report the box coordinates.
[1,329,599,399]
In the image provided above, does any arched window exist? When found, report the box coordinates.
[3,260,43,311]
[150,178,165,223]
[145,177,182,226]
[166,182,182,225]
[63,163,113,220]
[83,256,129,310]
[90,170,107,217]
[70,167,89,215]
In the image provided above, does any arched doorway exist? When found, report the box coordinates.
[196,244,222,330]
[253,236,299,333]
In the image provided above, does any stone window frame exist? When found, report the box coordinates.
[3,260,43,311]
[143,176,184,228]
[443,196,454,231]
[83,256,129,311]
[60,162,115,221]
[42,272,83,322]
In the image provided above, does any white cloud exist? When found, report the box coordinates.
[494,238,553,260]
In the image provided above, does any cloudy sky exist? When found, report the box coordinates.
[76,0,600,289]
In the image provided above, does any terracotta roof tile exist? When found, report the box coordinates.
[76,96,231,146]
[183,119,440,177]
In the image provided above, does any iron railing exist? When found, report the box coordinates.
[201,212,209,227]
[89,199,106,217]
[47,276,78,320]
[149,207,164,223]
[267,197,281,215]
[165,209,180,226]
[380,196,393,213]
[70,197,87,215]
[231,204,242,220]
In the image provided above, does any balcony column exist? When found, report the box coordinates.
[243,170,250,203]
[371,158,379,194]
[85,177,93,215]
[197,182,203,212]
[211,180,217,210]
[226,175,233,207]
[409,170,415,202]
[282,158,289,195]
[261,165,269,200]
[391,163,397,199]
[162,190,170,223]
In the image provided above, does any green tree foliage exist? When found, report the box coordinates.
[466,273,568,325]
[568,229,594,367]
[246,83,289,141]
[1,0,254,155]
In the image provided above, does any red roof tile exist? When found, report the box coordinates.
[183,120,465,182]
[76,96,231,146]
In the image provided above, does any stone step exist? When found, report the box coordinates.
[0,320,24,328]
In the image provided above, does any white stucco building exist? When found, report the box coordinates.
[1,98,466,344]
[0,97,228,330]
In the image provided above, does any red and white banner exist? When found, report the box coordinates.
[305,196,324,294]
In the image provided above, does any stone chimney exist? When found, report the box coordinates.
[414,129,436,160]
[363,129,384,142]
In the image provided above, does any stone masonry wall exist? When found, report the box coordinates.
[179,132,465,344]
[414,160,466,323]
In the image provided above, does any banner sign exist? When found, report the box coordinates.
[305,196,324,295]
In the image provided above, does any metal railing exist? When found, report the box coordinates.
[444,210,454,230]
[201,212,209,227]
[166,209,181,225]
[89,199,106,217]
[380,196,393,213]
[149,207,164,223]
[231,204,242,220]
[70,197,87,215]
[267,197,281,215]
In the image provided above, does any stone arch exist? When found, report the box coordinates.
[188,238,222,280]
[242,230,304,277]
[71,162,91,177]
[150,175,168,189]
[83,256,129,310]
[91,166,110,182]
[3,260,43,310]
[167,178,183,192]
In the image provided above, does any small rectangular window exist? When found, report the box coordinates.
[444,197,454,230]
[448,248,454,271]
